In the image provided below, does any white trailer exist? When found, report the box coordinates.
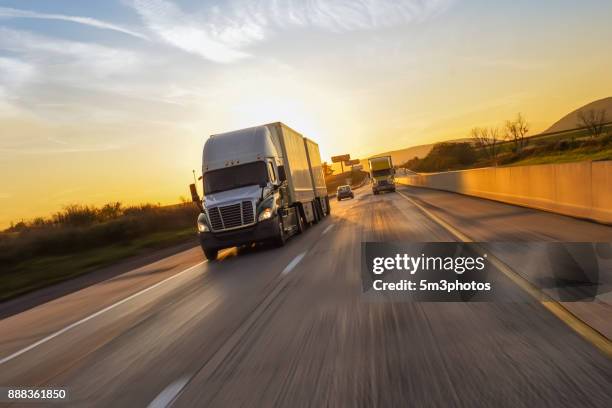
[267,122,317,223]
[303,137,330,217]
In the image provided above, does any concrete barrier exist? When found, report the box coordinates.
[396,161,612,224]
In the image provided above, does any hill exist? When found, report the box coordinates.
[361,138,472,168]
[544,97,612,134]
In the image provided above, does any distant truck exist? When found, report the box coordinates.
[191,122,330,260]
[368,156,396,195]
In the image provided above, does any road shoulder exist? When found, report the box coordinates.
[398,184,612,348]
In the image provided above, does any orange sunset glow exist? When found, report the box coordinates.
[1,0,611,227]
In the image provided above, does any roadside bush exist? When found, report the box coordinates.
[53,204,100,226]
[498,152,522,165]
[555,140,571,151]
[403,142,477,172]
[0,203,199,268]
[579,138,600,148]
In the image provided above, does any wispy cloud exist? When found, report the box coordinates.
[131,0,455,62]
[0,28,148,120]
[131,0,264,63]
[255,0,456,30]
[0,6,148,40]
[0,28,141,79]
[0,56,37,115]
[0,57,37,85]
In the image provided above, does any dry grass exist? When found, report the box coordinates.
[0,202,201,300]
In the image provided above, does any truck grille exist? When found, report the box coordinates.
[207,201,255,232]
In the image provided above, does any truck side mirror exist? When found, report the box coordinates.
[189,183,203,212]
[277,165,287,182]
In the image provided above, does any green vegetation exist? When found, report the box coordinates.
[401,116,612,172]
[0,202,199,301]
[498,132,612,167]
[402,143,477,172]
[508,145,612,166]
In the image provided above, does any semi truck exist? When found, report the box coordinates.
[368,156,396,195]
[191,122,330,260]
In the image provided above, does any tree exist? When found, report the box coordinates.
[322,162,334,177]
[401,143,476,172]
[505,113,529,153]
[577,109,607,139]
[471,126,502,165]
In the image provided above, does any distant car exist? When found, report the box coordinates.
[337,185,354,201]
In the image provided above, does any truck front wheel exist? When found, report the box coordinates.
[273,215,287,246]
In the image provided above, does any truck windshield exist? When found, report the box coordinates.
[372,169,392,177]
[204,161,268,194]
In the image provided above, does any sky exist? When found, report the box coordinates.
[1,0,611,227]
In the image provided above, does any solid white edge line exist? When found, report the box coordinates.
[0,261,206,366]
[396,190,471,242]
[281,252,307,276]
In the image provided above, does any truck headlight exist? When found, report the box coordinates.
[258,207,273,221]
[197,214,209,232]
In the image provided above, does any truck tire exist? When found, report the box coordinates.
[312,200,321,224]
[274,215,287,246]
[203,247,218,261]
[325,196,331,216]
[296,207,305,234]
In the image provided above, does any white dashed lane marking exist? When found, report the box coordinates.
[322,224,335,235]
[281,252,307,276]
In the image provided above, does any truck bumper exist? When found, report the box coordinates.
[373,183,396,193]
[198,217,278,251]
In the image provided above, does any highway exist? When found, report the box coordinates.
[1,185,611,407]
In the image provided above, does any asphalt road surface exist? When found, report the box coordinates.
[1,185,611,407]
